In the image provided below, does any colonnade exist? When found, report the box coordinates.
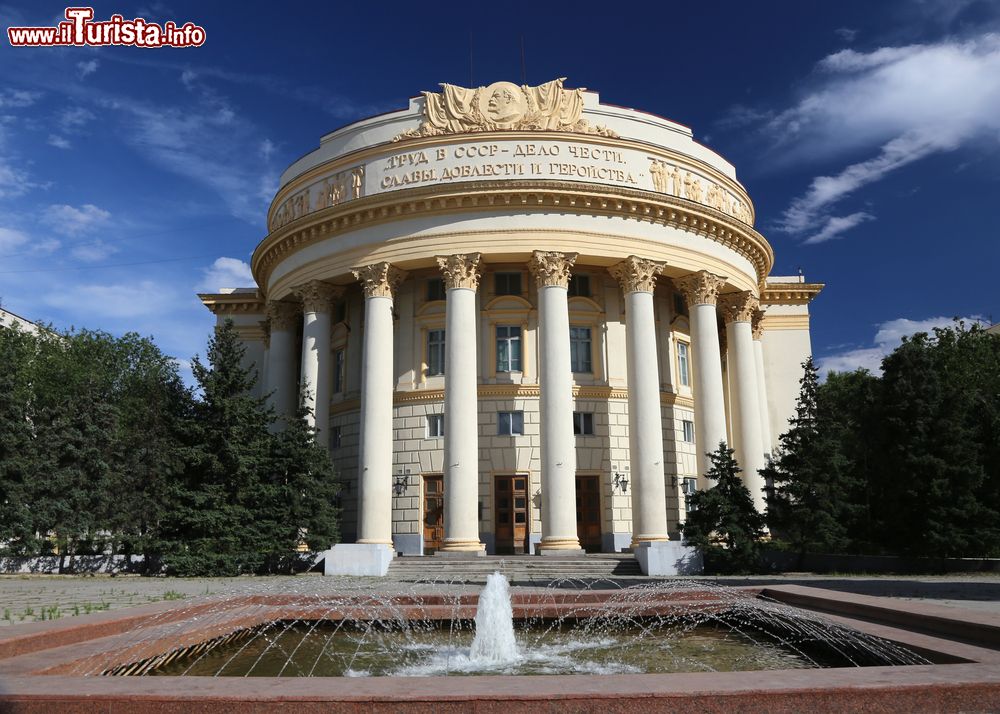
[261,255,772,553]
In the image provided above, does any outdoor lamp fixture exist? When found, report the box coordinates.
[613,470,629,494]
[392,469,411,497]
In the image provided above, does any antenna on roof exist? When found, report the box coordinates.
[797,266,804,281]
[520,35,527,85]
[469,32,474,87]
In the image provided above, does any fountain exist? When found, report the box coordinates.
[469,572,519,666]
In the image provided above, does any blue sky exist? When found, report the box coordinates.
[1,0,997,383]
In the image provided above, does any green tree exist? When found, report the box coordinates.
[681,442,766,574]
[0,325,40,553]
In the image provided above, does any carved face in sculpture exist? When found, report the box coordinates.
[481,82,525,125]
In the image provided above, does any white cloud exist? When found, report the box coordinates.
[42,204,112,236]
[834,27,858,43]
[58,107,96,131]
[0,159,37,198]
[70,240,118,262]
[759,34,1000,242]
[0,90,40,109]
[802,211,875,244]
[817,316,983,375]
[76,59,99,78]
[48,134,71,149]
[0,226,29,252]
[198,257,253,291]
[43,280,172,319]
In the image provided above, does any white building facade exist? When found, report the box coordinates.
[199,79,821,557]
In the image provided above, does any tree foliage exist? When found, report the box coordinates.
[680,442,766,574]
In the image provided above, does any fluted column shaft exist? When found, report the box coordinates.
[352,262,407,546]
[676,271,729,479]
[437,254,485,552]
[610,256,669,544]
[529,251,582,553]
[265,301,299,425]
[295,282,342,443]
[752,309,773,456]
[721,292,767,512]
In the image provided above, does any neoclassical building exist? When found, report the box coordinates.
[199,78,821,559]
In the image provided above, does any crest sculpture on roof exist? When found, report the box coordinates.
[393,77,618,141]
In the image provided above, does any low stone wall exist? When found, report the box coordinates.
[0,555,146,575]
[763,549,1000,575]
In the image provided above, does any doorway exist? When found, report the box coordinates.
[423,474,444,554]
[576,474,602,552]
[494,474,529,554]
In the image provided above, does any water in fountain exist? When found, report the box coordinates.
[76,573,932,678]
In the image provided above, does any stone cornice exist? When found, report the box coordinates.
[252,180,774,295]
[198,292,265,315]
[674,270,727,307]
[761,282,825,305]
[608,255,665,294]
[293,280,344,313]
[436,253,482,290]
[352,262,408,299]
[718,291,759,324]
[528,250,577,289]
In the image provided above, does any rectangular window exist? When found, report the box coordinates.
[573,411,594,436]
[427,277,446,302]
[683,477,698,514]
[570,326,592,373]
[427,329,445,376]
[497,411,524,436]
[568,274,590,298]
[426,413,444,438]
[331,426,342,450]
[333,349,345,393]
[494,272,522,296]
[682,419,695,443]
[673,292,688,318]
[335,301,347,323]
[496,325,522,372]
[677,342,691,387]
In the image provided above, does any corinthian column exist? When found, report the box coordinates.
[609,256,669,544]
[351,262,407,547]
[294,281,343,443]
[752,309,774,457]
[265,301,300,424]
[719,291,767,512]
[436,253,485,553]
[529,250,583,554]
[675,271,728,479]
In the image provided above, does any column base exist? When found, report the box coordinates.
[631,535,670,549]
[322,543,394,577]
[633,541,703,576]
[537,537,584,556]
[437,539,486,555]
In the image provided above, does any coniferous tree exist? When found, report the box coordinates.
[681,442,766,574]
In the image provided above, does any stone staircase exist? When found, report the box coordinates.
[386,554,644,584]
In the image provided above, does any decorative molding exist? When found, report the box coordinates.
[198,292,264,315]
[393,78,616,142]
[718,291,759,324]
[608,255,665,294]
[761,282,825,305]
[761,314,811,331]
[252,180,774,294]
[674,270,727,307]
[293,280,344,313]
[528,250,577,289]
[751,308,765,340]
[266,301,299,331]
[436,253,482,290]
[351,262,408,299]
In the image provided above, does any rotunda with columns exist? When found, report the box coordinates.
[199,77,822,560]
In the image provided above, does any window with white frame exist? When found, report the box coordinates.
[330,426,342,450]
[677,341,691,387]
[683,477,698,514]
[427,329,445,376]
[426,413,444,438]
[569,326,592,373]
[682,419,695,443]
[573,411,594,436]
[497,411,524,436]
[496,325,522,372]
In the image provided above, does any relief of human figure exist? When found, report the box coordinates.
[351,166,364,200]
[667,164,682,196]
[649,160,667,192]
[706,182,726,211]
[683,172,702,203]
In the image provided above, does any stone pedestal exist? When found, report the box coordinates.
[634,541,703,576]
[322,543,393,577]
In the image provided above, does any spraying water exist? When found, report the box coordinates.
[469,572,519,665]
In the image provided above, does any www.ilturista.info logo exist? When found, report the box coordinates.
[7,7,206,48]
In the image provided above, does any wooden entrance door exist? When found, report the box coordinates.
[576,474,602,552]
[423,474,444,554]
[494,474,529,555]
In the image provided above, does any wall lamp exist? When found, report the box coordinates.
[393,468,411,497]
[612,465,630,494]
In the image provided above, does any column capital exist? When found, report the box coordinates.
[528,250,578,289]
[436,252,482,290]
[608,255,665,294]
[751,308,765,340]
[674,270,727,307]
[293,280,344,314]
[718,291,760,324]
[266,301,299,331]
[351,262,408,299]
